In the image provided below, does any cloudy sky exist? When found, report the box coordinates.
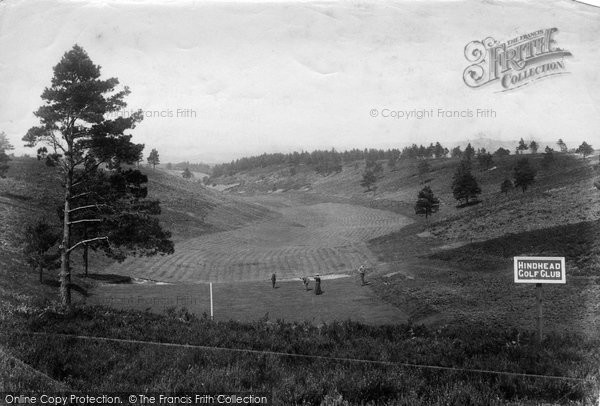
[0,0,599,163]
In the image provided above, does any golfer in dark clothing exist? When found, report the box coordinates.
[271,273,276,288]
[314,274,322,295]
[358,265,366,285]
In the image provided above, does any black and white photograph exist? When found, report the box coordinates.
[0,0,599,404]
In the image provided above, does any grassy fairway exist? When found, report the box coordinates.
[89,192,412,326]
[86,276,408,325]
[106,195,412,283]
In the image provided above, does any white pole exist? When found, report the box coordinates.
[209,282,214,320]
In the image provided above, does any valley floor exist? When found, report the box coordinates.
[104,193,412,282]
[86,276,408,325]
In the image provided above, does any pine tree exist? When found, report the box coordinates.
[516,138,529,155]
[182,168,193,179]
[414,186,440,219]
[529,140,539,154]
[464,143,475,161]
[500,179,513,195]
[452,160,481,205]
[360,170,377,192]
[23,45,173,306]
[433,142,448,159]
[147,148,160,169]
[513,158,537,192]
[0,131,14,178]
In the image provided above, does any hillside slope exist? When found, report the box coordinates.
[0,158,277,299]
[211,152,600,244]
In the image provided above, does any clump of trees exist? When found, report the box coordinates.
[314,149,342,175]
[182,168,194,179]
[557,139,568,153]
[414,186,440,219]
[387,149,400,170]
[211,142,456,178]
[576,141,593,158]
[451,146,463,159]
[22,221,61,283]
[476,148,493,170]
[23,45,174,306]
[516,138,529,155]
[541,146,555,168]
[172,161,211,173]
[493,147,510,157]
[365,158,383,175]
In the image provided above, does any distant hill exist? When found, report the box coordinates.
[456,137,517,152]
[455,137,557,154]
[170,161,212,174]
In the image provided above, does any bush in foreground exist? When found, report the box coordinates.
[1,304,598,405]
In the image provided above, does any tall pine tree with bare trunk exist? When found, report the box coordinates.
[23,45,173,306]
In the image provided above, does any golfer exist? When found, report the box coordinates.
[300,276,310,291]
[271,273,276,288]
[314,274,322,295]
[358,265,366,285]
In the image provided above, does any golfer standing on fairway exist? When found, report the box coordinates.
[300,276,310,291]
[314,274,322,295]
[271,273,276,288]
[358,265,366,286]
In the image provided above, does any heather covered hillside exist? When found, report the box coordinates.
[210,150,600,243]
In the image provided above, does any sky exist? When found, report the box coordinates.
[0,0,599,164]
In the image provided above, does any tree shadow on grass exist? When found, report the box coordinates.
[455,199,482,209]
[78,273,132,284]
[41,279,88,297]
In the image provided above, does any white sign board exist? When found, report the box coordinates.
[514,256,566,284]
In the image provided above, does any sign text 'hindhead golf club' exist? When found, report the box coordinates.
[513,256,566,284]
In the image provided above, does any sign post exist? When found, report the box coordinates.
[535,283,542,344]
[209,282,214,321]
[514,256,565,345]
